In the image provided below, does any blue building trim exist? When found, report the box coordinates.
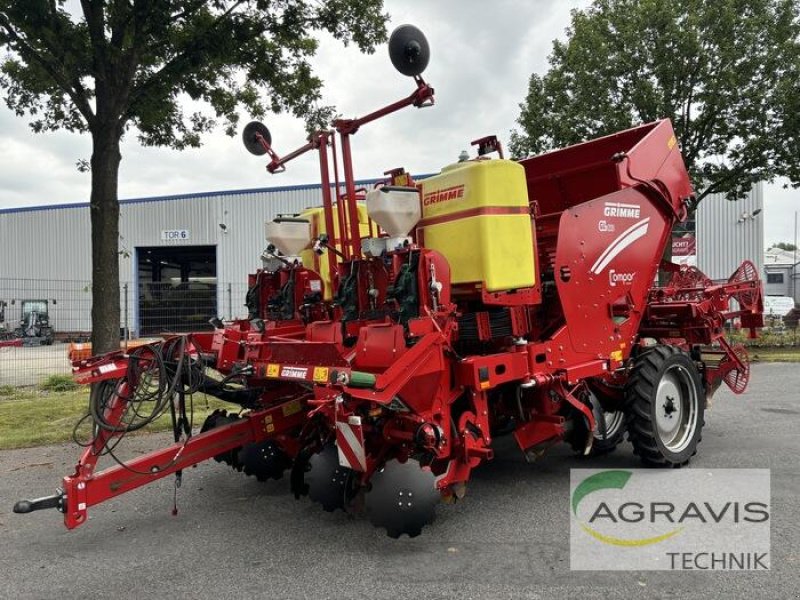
[0,174,435,216]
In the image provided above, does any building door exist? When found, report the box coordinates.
[137,246,217,336]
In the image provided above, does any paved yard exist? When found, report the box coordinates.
[0,363,797,599]
[0,343,71,387]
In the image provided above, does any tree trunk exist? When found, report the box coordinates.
[89,126,122,354]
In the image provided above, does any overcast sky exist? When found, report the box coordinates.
[0,0,796,246]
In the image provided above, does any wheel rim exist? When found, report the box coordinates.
[654,365,698,453]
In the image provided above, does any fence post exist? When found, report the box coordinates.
[123,283,129,350]
[227,283,232,319]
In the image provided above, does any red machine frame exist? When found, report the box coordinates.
[14,28,763,538]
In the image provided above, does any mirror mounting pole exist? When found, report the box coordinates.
[329,135,349,263]
[315,132,340,292]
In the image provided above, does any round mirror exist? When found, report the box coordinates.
[388,25,430,77]
[242,121,272,156]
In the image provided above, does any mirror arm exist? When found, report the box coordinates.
[266,131,331,174]
[334,77,434,136]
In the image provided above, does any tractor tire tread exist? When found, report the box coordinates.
[624,345,705,468]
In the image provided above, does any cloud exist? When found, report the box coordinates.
[0,0,795,244]
[0,1,584,209]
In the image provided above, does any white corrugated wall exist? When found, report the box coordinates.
[0,185,327,332]
[696,183,764,281]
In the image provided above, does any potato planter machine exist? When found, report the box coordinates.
[14,26,763,537]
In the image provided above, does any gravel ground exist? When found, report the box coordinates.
[0,363,797,600]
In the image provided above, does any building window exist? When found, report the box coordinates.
[767,273,784,284]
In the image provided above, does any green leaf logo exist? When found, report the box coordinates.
[572,470,683,547]
[572,470,632,516]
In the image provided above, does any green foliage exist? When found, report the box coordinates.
[0,387,229,449]
[39,373,79,392]
[750,347,800,362]
[0,1,389,145]
[0,384,15,396]
[0,1,389,354]
[728,325,799,347]
[510,0,800,205]
[775,242,798,251]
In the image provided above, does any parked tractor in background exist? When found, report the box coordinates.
[12,299,55,346]
[0,300,10,340]
[15,26,763,538]
[0,299,24,347]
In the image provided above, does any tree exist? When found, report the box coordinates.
[0,0,388,353]
[510,0,800,208]
[775,242,798,252]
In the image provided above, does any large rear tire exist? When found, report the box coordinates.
[625,345,705,467]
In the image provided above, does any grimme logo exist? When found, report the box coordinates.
[603,201,641,219]
[570,469,771,571]
[422,184,465,206]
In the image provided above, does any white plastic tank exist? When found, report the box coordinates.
[264,219,311,256]
[365,187,421,237]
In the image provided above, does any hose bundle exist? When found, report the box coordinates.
[89,336,204,433]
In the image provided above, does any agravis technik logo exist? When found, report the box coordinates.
[570,469,770,571]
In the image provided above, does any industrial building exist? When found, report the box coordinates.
[0,181,381,337]
[764,246,800,303]
[695,182,764,280]
[0,180,766,338]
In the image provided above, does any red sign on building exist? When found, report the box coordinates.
[672,234,696,257]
